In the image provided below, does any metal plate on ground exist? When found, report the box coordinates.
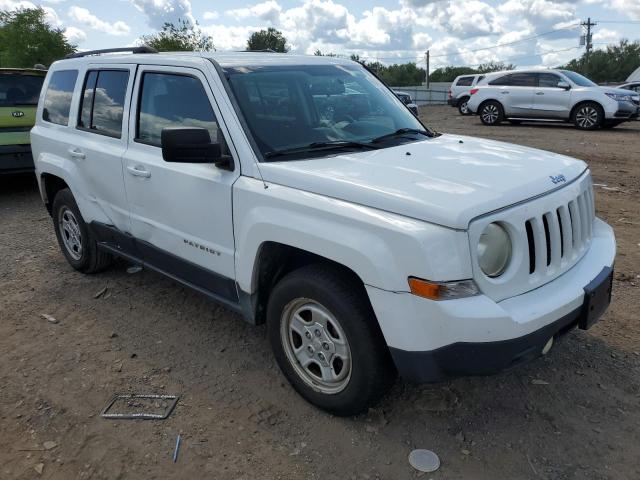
[409,449,440,472]
[100,394,179,420]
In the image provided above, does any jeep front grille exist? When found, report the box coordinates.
[469,171,595,302]
[524,188,594,276]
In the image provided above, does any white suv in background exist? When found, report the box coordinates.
[31,48,616,416]
[448,73,486,115]
[467,69,640,129]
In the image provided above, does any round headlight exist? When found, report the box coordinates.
[477,223,511,278]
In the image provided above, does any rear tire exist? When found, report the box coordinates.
[267,264,396,416]
[479,101,504,126]
[572,102,603,130]
[458,97,471,115]
[52,188,113,273]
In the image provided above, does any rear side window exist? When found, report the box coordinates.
[42,70,78,125]
[456,76,474,86]
[538,73,562,88]
[489,73,536,87]
[0,74,44,107]
[136,72,218,146]
[489,74,511,86]
[78,70,129,138]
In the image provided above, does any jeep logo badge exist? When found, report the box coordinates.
[549,174,566,184]
[11,111,25,118]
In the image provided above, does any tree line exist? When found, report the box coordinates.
[1,6,638,85]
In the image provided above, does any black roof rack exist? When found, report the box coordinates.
[65,46,158,59]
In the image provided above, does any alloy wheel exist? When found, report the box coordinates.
[481,104,499,124]
[575,106,599,128]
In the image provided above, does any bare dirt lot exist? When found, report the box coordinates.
[1,105,639,480]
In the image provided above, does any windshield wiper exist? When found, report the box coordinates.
[371,128,432,144]
[264,140,380,159]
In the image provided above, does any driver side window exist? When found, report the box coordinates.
[136,72,220,147]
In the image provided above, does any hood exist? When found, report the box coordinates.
[599,86,638,96]
[258,134,588,230]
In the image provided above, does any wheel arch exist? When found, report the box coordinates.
[243,241,372,326]
[40,173,70,215]
[570,100,605,121]
[477,98,504,113]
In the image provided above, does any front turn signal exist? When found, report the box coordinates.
[408,277,479,301]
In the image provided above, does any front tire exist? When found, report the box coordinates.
[267,264,396,416]
[479,101,504,126]
[572,102,603,130]
[458,97,471,115]
[52,188,113,273]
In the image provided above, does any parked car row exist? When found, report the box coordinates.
[449,69,640,130]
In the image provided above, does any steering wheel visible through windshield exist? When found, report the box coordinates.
[223,63,429,160]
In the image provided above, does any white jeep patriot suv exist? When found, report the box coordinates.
[31,47,616,416]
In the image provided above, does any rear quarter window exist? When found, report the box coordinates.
[455,76,474,87]
[42,70,78,126]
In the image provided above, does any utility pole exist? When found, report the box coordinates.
[581,17,596,66]
[425,50,430,89]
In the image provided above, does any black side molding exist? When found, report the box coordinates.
[88,222,257,322]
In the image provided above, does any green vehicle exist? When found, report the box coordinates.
[0,68,47,174]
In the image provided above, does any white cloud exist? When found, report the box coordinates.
[64,25,86,44]
[131,0,194,29]
[199,24,259,51]
[593,27,620,43]
[611,0,640,20]
[68,6,130,36]
[228,0,282,23]
[202,11,219,20]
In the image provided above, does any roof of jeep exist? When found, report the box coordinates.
[54,51,356,69]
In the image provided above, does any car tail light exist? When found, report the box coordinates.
[470,88,479,95]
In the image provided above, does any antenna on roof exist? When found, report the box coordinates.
[64,46,158,59]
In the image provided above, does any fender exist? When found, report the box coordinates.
[232,176,473,294]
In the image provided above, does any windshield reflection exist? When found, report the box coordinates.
[224,63,426,160]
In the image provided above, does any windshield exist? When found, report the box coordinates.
[0,74,45,107]
[560,70,597,87]
[223,63,427,160]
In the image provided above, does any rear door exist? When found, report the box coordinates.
[497,72,536,116]
[530,72,572,119]
[122,64,239,301]
[68,64,135,232]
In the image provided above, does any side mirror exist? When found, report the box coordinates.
[161,127,230,168]
[557,81,571,90]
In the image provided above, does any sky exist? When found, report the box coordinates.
[1,0,639,69]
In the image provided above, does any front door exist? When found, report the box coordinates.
[530,72,573,119]
[123,64,240,302]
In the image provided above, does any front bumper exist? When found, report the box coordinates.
[367,218,616,382]
[0,144,34,174]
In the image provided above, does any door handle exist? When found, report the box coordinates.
[68,148,85,160]
[501,91,510,94]
[127,165,151,178]
[535,92,545,95]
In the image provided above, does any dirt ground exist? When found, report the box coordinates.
[1,105,639,480]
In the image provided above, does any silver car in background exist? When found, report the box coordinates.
[467,69,640,130]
